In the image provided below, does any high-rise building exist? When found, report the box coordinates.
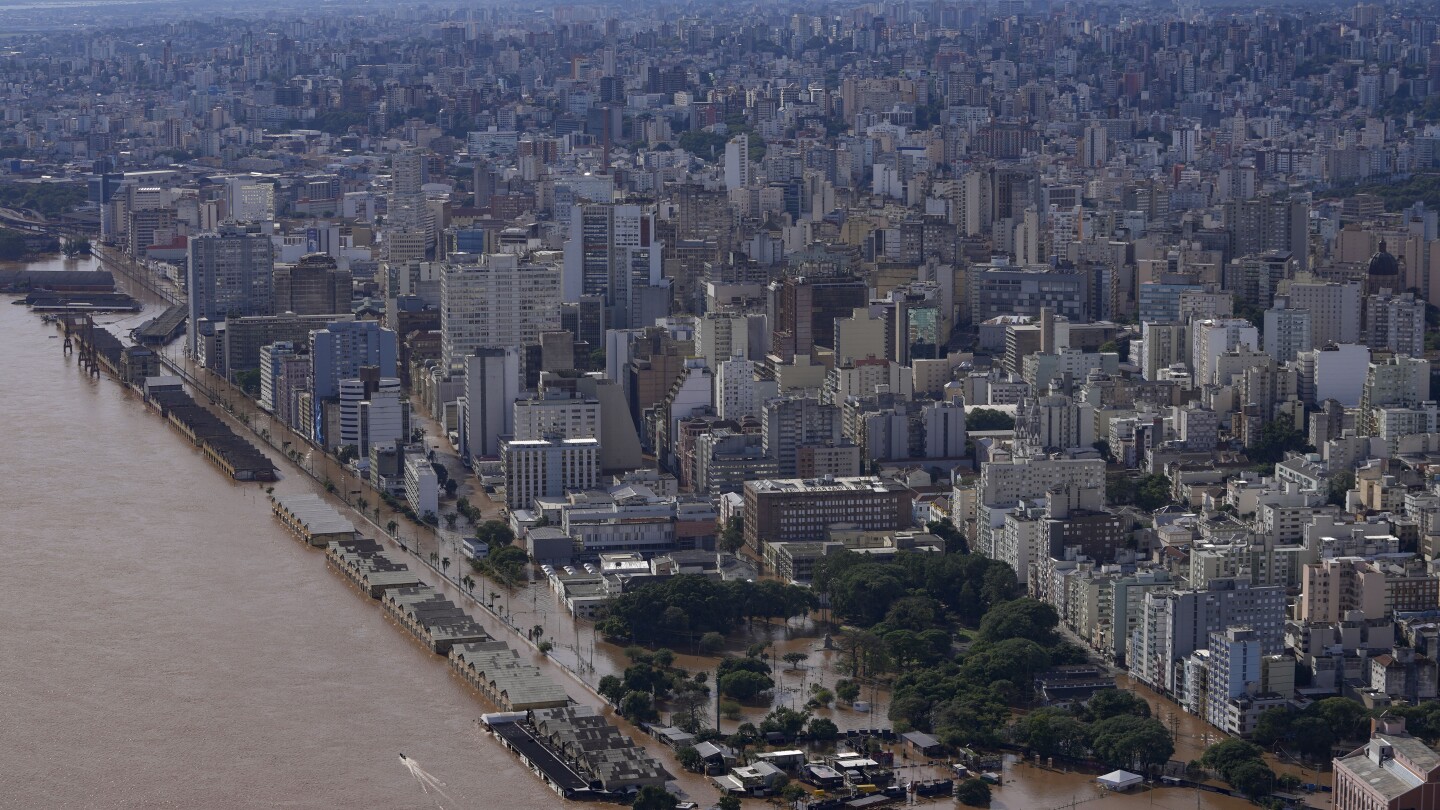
[1191,318,1260,386]
[1288,281,1362,348]
[462,347,522,462]
[1131,578,1286,695]
[762,396,843,478]
[562,204,658,322]
[440,252,562,369]
[769,276,869,361]
[1263,295,1311,363]
[187,224,276,355]
[1224,195,1308,272]
[501,437,601,510]
[743,476,912,554]
[338,376,409,456]
[1364,291,1426,357]
[724,133,750,191]
[310,320,398,401]
[273,253,352,316]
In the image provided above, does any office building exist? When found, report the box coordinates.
[187,224,276,355]
[273,253,352,316]
[743,476,912,555]
[440,252,562,368]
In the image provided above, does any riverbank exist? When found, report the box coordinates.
[32,255,1275,810]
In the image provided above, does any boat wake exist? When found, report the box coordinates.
[399,753,453,807]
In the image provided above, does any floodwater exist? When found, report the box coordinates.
[0,254,1282,810]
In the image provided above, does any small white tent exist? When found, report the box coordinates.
[1096,770,1143,791]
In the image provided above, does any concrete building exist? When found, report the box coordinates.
[187,224,276,355]
[404,452,439,519]
[310,320,398,401]
[1289,281,1363,348]
[273,252,352,316]
[1333,717,1440,810]
[1131,578,1286,695]
[743,476,912,555]
[513,389,600,441]
[969,262,1089,323]
[762,395,843,478]
[1263,295,1311,363]
[338,376,409,457]
[501,437,601,510]
[1192,318,1259,388]
[1297,557,1388,624]
[463,347,522,462]
[441,252,562,368]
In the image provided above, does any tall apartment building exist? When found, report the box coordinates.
[1263,295,1311,363]
[1192,318,1259,387]
[742,476,912,555]
[724,133,751,190]
[762,395,843,478]
[968,262,1089,323]
[187,223,276,355]
[1224,195,1308,272]
[1131,578,1286,695]
[1288,281,1362,348]
[1361,356,1432,434]
[512,389,600,441]
[1364,291,1426,357]
[338,376,409,456]
[440,252,562,369]
[562,204,659,328]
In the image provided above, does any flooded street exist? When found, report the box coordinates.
[1,254,1310,810]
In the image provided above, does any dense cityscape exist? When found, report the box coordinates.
[9,0,1440,808]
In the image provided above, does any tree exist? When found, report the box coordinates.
[620,691,659,723]
[1134,474,1173,512]
[461,575,475,594]
[386,520,398,537]
[1201,738,1266,777]
[1090,715,1173,771]
[1083,689,1152,722]
[719,517,746,553]
[835,679,861,704]
[718,670,774,701]
[676,745,703,773]
[760,706,810,738]
[1249,413,1310,465]
[441,556,451,577]
[630,785,678,810]
[717,796,741,810]
[782,651,809,670]
[780,783,807,803]
[1010,708,1089,758]
[977,599,1059,645]
[699,632,726,655]
[599,675,627,704]
[966,408,1015,431]
[1327,471,1356,507]
[955,777,991,807]
[1226,760,1276,799]
[808,716,840,740]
